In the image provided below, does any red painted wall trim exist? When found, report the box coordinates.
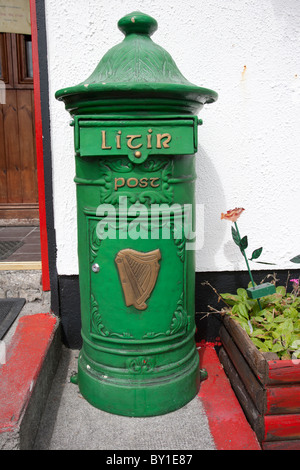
[29,0,50,291]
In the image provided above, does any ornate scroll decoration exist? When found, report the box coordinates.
[91,293,189,341]
[173,235,186,262]
[91,294,134,339]
[126,357,156,374]
[143,293,190,339]
[167,293,190,335]
[98,158,173,205]
[171,222,186,263]
[90,223,101,263]
[115,248,161,310]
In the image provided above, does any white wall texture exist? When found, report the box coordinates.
[45,0,300,276]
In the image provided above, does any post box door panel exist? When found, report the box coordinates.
[87,215,189,342]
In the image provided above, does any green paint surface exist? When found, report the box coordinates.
[56,11,217,416]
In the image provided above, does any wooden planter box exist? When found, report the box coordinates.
[219,315,300,450]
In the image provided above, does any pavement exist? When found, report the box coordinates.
[33,347,216,451]
[0,302,261,451]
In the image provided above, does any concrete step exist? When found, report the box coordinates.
[34,343,261,450]
[0,309,261,450]
[0,270,48,304]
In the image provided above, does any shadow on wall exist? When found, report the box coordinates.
[271,0,300,32]
[196,144,232,272]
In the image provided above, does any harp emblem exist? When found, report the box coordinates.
[115,248,161,310]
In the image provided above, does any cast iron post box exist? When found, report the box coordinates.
[56,11,217,416]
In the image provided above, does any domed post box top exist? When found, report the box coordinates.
[55,11,218,116]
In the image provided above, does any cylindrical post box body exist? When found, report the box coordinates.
[56,12,217,417]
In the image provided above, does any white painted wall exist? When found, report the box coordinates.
[45,0,300,275]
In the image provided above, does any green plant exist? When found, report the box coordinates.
[219,277,300,359]
[214,208,300,358]
[221,208,275,311]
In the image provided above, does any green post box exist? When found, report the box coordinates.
[56,11,217,417]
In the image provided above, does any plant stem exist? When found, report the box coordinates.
[234,222,262,310]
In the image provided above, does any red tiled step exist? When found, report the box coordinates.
[0,313,59,449]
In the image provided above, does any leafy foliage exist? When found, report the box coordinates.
[221,282,300,359]
[250,247,263,261]
[291,255,300,264]
[231,222,273,265]
[231,226,240,248]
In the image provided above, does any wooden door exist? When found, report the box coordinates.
[0,32,38,220]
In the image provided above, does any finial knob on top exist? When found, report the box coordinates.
[118,11,158,37]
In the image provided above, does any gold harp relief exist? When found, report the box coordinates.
[115,248,161,311]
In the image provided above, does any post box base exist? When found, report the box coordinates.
[75,349,200,417]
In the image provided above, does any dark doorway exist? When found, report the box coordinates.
[0,32,38,222]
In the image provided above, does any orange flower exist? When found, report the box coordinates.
[221,207,245,222]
